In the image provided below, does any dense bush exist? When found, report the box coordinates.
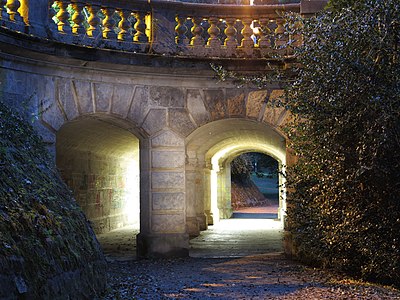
[285,0,400,287]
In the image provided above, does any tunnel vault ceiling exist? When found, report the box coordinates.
[56,117,139,158]
[186,119,286,164]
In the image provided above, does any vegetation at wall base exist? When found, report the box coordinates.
[285,0,400,287]
[0,101,106,298]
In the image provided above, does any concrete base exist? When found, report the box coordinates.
[186,216,200,237]
[136,233,189,258]
[197,213,208,231]
[205,210,214,225]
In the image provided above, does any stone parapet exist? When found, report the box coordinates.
[0,0,327,61]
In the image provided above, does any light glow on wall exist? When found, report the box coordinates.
[124,158,140,229]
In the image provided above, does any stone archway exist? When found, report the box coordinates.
[185,118,288,237]
[56,115,142,234]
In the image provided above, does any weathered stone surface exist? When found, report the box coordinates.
[152,171,184,189]
[168,108,196,137]
[58,78,79,121]
[152,150,185,168]
[152,213,186,233]
[263,90,286,126]
[203,89,226,120]
[152,192,185,210]
[149,86,185,107]
[73,80,93,114]
[151,130,184,147]
[94,82,113,112]
[247,90,268,119]
[111,84,135,117]
[142,109,167,135]
[42,100,65,131]
[187,89,210,126]
[226,89,246,117]
[127,86,149,125]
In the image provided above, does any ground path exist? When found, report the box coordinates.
[98,207,400,299]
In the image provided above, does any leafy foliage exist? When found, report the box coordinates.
[0,101,106,297]
[231,154,253,184]
[285,0,400,287]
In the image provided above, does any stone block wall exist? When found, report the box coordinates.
[57,150,139,234]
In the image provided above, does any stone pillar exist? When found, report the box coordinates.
[217,164,232,219]
[203,164,213,225]
[25,0,51,36]
[283,145,298,257]
[195,159,207,231]
[186,157,200,237]
[136,130,189,258]
[300,0,329,17]
[186,156,208,236]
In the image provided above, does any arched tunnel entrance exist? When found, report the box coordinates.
[230,152,279,219]
[186,119,286,257]
[56,116,141,258]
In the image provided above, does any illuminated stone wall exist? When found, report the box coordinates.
[58,150,139,234]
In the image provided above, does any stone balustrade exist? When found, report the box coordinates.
[0,0,306,59]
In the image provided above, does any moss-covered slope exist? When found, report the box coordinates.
[0,101,106,299]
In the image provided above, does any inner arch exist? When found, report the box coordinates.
[56,116,141,234]
[186,119,286,231]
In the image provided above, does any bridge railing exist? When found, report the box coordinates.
[0,0,308,59]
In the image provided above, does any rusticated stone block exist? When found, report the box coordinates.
[152,172,184,189]
[168,108,196,137]
[142,109,167,135]
[111,84,135,117]
[151,213,186,233]
[151,130,184,147]
[187,89,210,126]
[73,80,93,114]
[203,89,226,120]
[152,150,185,168]
[42,99,65,131]
[149,86,185,107]
[263,90,286,126]
[58,78,78,121]
[152,192,185,210]
[127,86,149,126]
[247,89,268,119]
[226,89,246,116]
[94,82,113,112]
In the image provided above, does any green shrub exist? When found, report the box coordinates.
[285,0,400,287]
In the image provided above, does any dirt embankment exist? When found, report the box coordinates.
[231,180,269,210]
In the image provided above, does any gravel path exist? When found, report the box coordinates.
[97,213,399,299]
[101,254,400,299]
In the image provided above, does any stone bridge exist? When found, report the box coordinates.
[0,0,327,257]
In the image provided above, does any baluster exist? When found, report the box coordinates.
[71,2,85,35]
[118,9,132,41]
[274,18,287,48]
[224,17,237,48]
[133,12,148,43]
[6,0,22,22]
[240,17,254,48]
[55,1,71,33]
[1,0,8,20]
[258,18,271,48]
[175,15,188,45]
[102,7,117,40]
[190,17,204,47]
[207,17,220,48]
[86,4,101,38]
